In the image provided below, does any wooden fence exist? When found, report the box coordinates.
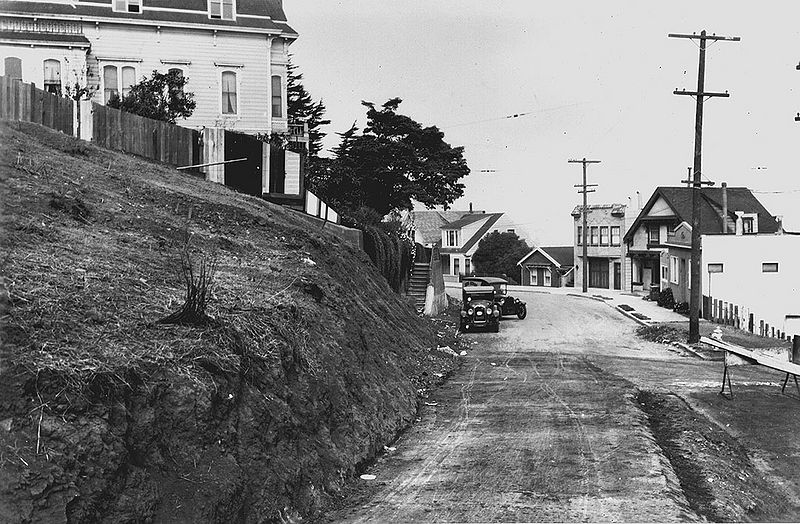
[92,102,199,167]
[0,75,74,135]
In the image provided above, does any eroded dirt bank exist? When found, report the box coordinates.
[0,122,461,522]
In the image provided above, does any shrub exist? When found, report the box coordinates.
[657,288,675,309]
[674,302,690,315]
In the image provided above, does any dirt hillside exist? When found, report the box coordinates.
[0,121,460,523]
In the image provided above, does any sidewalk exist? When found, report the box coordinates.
[445,282,691,326]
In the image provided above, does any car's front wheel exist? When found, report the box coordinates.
[516,304,527,320]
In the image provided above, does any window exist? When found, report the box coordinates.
[531,270,538,285]
[43,59,61,95]
[221,70,237,114]
[121,66,136,98]
[4,57,22,81]
[708,263,723,273]
[210,0,235,20]
[271,75,282,118]
[103,65,119,103]
[446,230,458,247]
[545,270,552,286]
[103,65,136,103]
[648,225,660,244]
[577,226,582,246]
[742,217,754,235]
[453,258,460,276]
[670,256,679,284]
[168,68,185,99]
[507,229,515,234]
[590,226,598,246]
[599,226,609,246]
[611,226,620,246]
[762,262,779,273]
[464,258,471,276]
[114,0,141,13]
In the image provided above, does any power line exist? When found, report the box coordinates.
[442,102,584,129]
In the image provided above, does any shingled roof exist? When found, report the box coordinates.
[517,246,575,268]
[410,209,472,245]
[623,187,779,242]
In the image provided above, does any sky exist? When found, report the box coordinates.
[283,1,800,245]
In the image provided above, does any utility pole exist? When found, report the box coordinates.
[670,29,739,343]
[569,158,600,293]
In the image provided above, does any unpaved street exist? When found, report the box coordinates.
[324,292,800,522]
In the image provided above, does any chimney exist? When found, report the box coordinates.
[721,182,728,233]
[636,191,642,210]
[469,202,473,213]
[776,215,784,234]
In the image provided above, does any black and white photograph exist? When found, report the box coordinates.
[1,1,800,522]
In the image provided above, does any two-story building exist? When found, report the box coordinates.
[623,186,781,299]
[409,206,531,281]
[0,0,297,134]
[571,203,629,290]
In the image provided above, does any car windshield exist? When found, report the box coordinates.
[493,283,507,294]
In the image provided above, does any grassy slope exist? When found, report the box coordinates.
[0,121,459,523]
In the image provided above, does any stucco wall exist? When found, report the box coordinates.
[701,234,800,337]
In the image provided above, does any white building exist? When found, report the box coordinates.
[0,0,297,134]
[701,234,800,338]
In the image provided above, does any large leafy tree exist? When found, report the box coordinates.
[287,58,330,157]
[472,231,530,284]
[307,98,469,218]
[107,69,195,124]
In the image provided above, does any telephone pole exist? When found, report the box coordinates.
[569,158,600,293]
[670,29,739,343]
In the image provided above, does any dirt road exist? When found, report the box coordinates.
[323,292,800,522]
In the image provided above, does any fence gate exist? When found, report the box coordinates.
[224,131,263,197]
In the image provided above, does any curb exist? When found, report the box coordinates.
[674,341,708,360]
[613,304,650,327]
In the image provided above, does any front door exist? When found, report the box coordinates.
[536,268,546,287]
[589,258,609,289]
[613,262,621,290]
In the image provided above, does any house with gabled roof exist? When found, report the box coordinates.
[623,185,781,299]
[517,246,575,287]
[439,212,505,279]
[409,205,529,280]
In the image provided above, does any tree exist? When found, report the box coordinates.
[306,98,469,218]
[107,69,196,124]
[472,231,530,284]
[287,58,330,157]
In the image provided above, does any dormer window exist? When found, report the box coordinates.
[445,230,459,247]
[210,0,235,20]
[742,217,754,235]
[113,0,141,13]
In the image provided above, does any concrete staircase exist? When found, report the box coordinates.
[408,262,431,310]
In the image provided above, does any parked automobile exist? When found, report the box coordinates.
[460,286,500,332]
[462,276,527,319]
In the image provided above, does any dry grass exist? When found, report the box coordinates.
[0,121,331,395]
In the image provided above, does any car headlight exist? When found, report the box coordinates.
[467,296,472,302]
[467,308,474,315]
[499,298,505,305]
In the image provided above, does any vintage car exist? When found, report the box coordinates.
[460,286,500,332]
[462,276,527,319]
